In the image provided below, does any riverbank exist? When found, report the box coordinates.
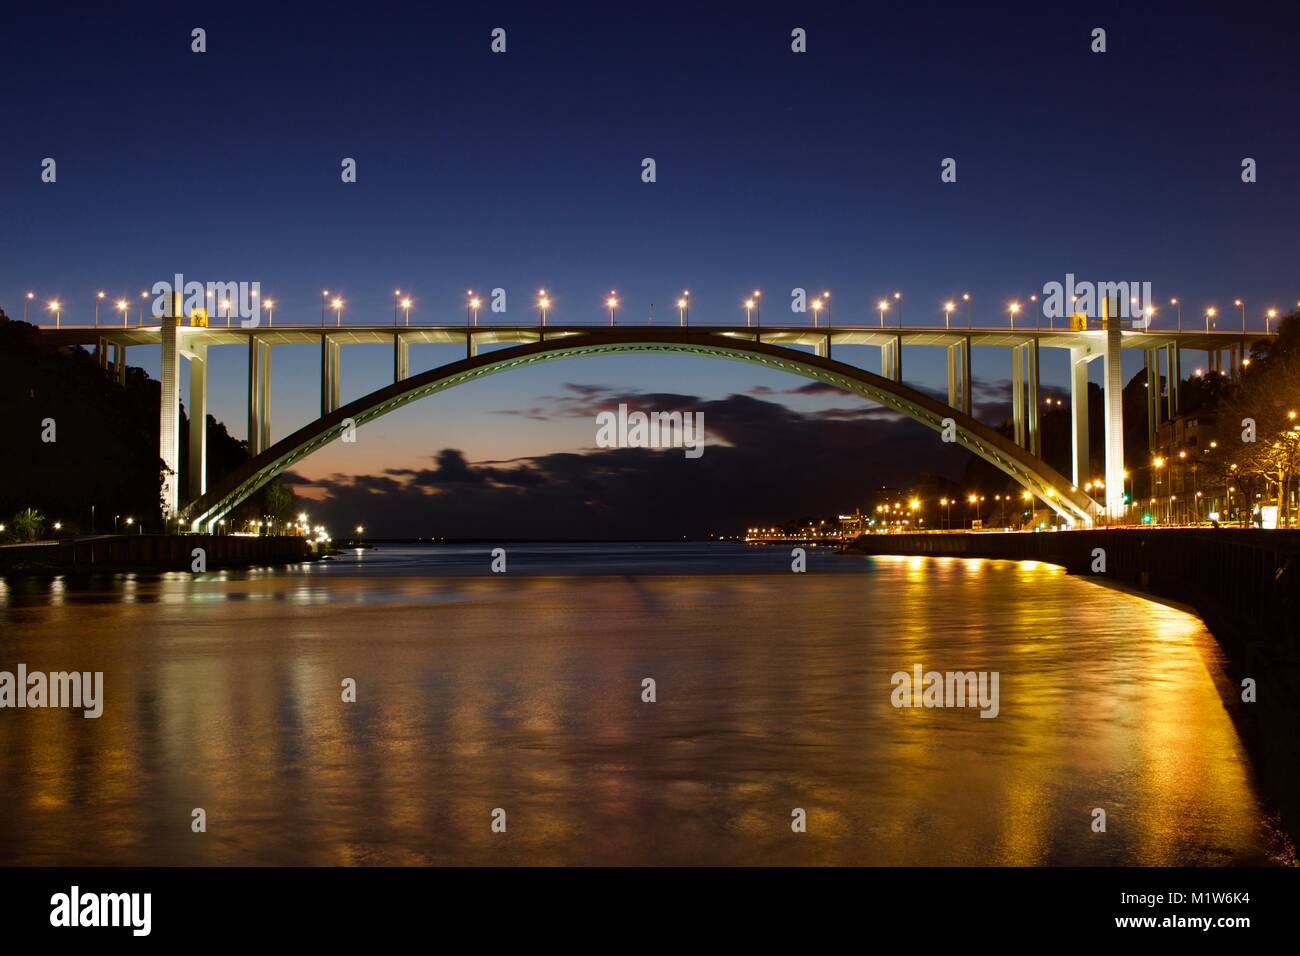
[0,534,313,573]
[843,528,1300,844]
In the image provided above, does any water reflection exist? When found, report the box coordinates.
[0,546,1291,865]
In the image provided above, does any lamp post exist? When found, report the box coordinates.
[680,290,689,326]
[1234,299,1245,331]
[963,292,971,327]
[23,291,34,322]
[819,291,829,328]
[48,300,62,328]
[1170,298,1181,332]
[95,291,104,326]
[607,291,619,326]
[810,297,823,327]
[139,291,148,325]
[116,299,129,326]
[264,298,275,327]
[744,297,754,327]
[944,300,954,329]
[321,290,329,326]
[223,299,233,327]
[537,290,550,326]
[1008,301,1021,329]
[464,294,475,327]
[877,299,889,328]
[893,291,902,327]
[752,290,761,326]
[332,297,343,326]
[677,296,688,326]
[394,290,402,325]
[1267,308,1277,335]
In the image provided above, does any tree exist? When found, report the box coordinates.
[12,507,45,543]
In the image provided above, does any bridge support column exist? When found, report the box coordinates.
[321,335,340,415]
[1070,347,1091,488]
[961,336,972,414]
[814,333,831,359]
[1027,338,1040,457]
[466,331,478,359]
[188,343,208,502]
[96,337,109,370]
[259,340,271,451]
[946,344,958,408]
[1011,345,1025,448]
[1144,349,1159,453]
[1165,343,1180,418]
[1102,301,1126,520]
[160,308,181,518]
[113,344,126,385]
[394,335,409,382]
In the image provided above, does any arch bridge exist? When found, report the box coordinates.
[36,313,1269,530]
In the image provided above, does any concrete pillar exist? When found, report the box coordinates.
[814,333,831,359]
[1027,338,1041,457]
[880,343,892,379]
[1166,343,1180,417]
[1144,349,1158,453]
[946,344,958,408]
[1070,347,1091,488]
[259,340,271,452]
[248,337,262,456]
[1011,345,1025,447]
[892,335,902,381]
[113,344,126,385]
[321,335,340,416]
[1102,299,1126,519]
[961,337,972,414]
[188,343,208,502]
[160,307,181,517]
[394,335,409,381]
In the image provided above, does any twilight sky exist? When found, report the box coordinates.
[3,3,1299,536]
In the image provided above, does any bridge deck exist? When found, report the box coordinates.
[30,323,1270,351]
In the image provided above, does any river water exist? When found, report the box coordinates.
[0,543,1291,865]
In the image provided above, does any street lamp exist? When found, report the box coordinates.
[893,291,902,327]
[332,297,344,326]
[537,290,550,326]
[744,297,755,327]
[679,290,690,326]
[116,299,129,326]
[962,292,971,327]
[1008,301,1021,328]
[820,291,829,328]
[48,300,62,327]
[877,299,889,328]
[1234,298,1245,331]
[264,298,275,327]
[944,300,955,329]
[464,294,475,327]
[394,290,403,325]
[1205,306,1216,332]
[677,296,688,326]
[607,291,619,326]
[95,291,105,326]
[223,299,233,327]
[23,291,34,322]
[1267,308,1277,334]
[1170,298,1181,332]
[752,290,762,326]
[321,290,330,326]
[139,291,149,325]
[810,297,823,327]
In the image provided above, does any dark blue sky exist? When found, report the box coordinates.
[4,3,1299,535]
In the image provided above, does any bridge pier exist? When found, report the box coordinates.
[1166,343,1180,418]
[1144,348,1160,453]
[394,334,409,382]
[1069,346,1092,488]
[880,336,902,382]
[1011,345,1025,447]
[247,338,271,455]
[321,335,340,415]
[160,311,180,517]
[1102,302,1126,519]
[814,333,831,359]
[113,343,126,385]
[188,343,208,501]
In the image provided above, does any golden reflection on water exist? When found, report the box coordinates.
[0,558,1292,865]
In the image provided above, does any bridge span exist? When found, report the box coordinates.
[34,312,1270,530]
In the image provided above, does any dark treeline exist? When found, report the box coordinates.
[0,311,267,539]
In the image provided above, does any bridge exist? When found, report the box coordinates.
[35,305,1268,531]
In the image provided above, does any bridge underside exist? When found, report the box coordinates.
[180,328,1099,531]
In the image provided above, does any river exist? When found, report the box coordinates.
[0,543,1291,865]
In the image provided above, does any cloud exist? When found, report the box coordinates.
[294,388,973,539]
